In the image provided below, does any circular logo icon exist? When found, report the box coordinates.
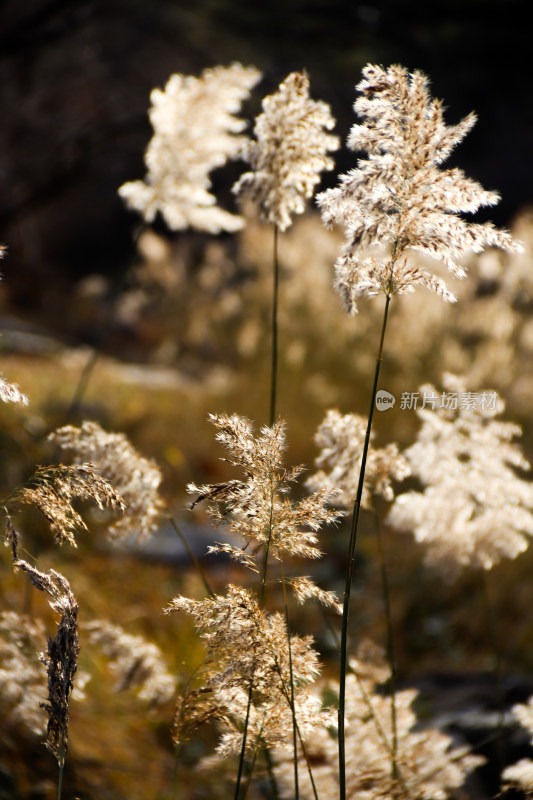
[376,390,395,411]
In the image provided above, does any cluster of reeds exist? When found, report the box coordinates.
[2,60,533,800]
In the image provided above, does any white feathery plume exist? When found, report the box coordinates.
[233,70,339,231]
[119,63,261,233]
[306,408,410,509]
[388,374,533,579]
[317,63,522,313]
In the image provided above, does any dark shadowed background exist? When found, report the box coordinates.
[0,0,531,340]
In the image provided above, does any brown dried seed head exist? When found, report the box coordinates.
[6,464,125,546]
[13,560,79,766]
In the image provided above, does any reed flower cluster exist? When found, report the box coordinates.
[167,585,334,757]
[49,421,163,542]
[168,414,340,764]
[5,464,125,547]
[119,63,261,233]
[306,408,410,509]
[84,620,175,706]
[0,611,48,736]
[388,375,533,579]
[233,70,339,231]
[13,560,79,767]
[318,63,521,313]
[188,413,341,571]
[0,376,28,405]
[275,644,484,799]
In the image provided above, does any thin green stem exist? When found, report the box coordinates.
[240,593,319,798]
[235,684,254,800]
[57,760,64,800]
[263,748,281,800]
[171,743,182,800]
[269,224,280,427]
[237,223,281,798]
[241,739,261,800]
[373,508,398,777]
[279,560,299,800]
[268,633,320,800]
[65,221,145,422]
[241,741,280,800]
[235,473,276,799]
[338,293,391,800]
[321,607,413,799]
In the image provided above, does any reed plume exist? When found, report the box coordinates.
[13,560,79,770]
[166,585,334,758]
[169,413,340,796]
[0,610,48,737]
[275,643,484,800]
[306,408,410,510]
[0,376,28,406]
[187,413,341,576]
[318,62,522,800]
[5,464,125,547]
[233,70,338,232]
[119,63,261,233]
[388,374,533,580]
[503,696,533,794]
[317,63,522,313]
[234,70,338,426]
[84,620,175,706]
[49,421,163,542]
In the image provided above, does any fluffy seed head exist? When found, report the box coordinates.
[306,408,410,509]
[318,63,522,313]
[6,464,125,546]
[275,642,484,799]
[49,421,163,542]
[84,620,175,706]
[119,63,261,233]
[0,376,28,406]
[388,375,533,579]
[0,611,48,737]
[13,560,79,767]
[233,70,339,231]
[166,585,333,755]
[503,696,533,794]
[188,413,341,573]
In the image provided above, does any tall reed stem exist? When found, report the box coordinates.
[269,225,280,426]
[57,765,64,800]
[234,473,276,800]
[374,508,398,777]
[236,222,282,797]
[263,748,281,800]
[338,293,391,800]
[279,559,299,800]
[268,226,302,797]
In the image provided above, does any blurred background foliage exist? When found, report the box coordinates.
[1,1,533,798]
